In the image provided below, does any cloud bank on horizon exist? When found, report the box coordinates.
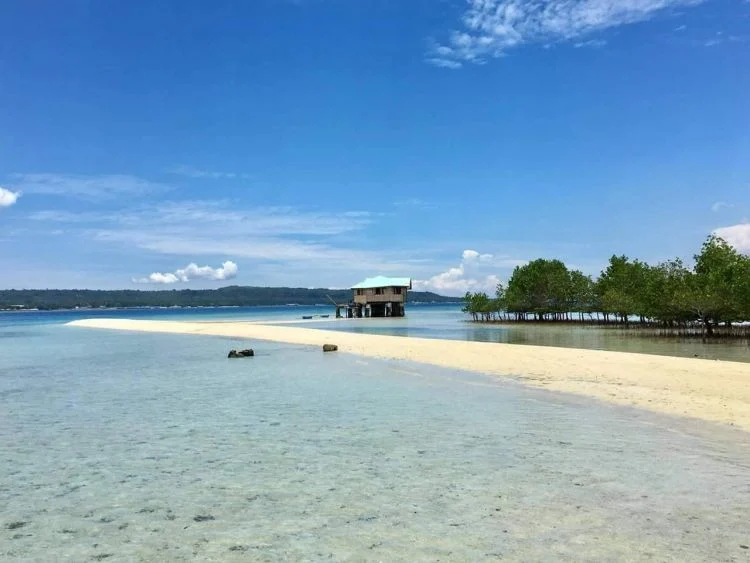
[428,0,704,67]
[133,261,239,285]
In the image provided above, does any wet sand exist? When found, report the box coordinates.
[69,318,750,431]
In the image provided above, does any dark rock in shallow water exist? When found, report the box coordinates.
[193,515,215,522]
[322,344,338,352]
[5,521,27,530]
[228,349,254,358]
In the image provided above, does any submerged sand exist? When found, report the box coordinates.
[69,318,750,431]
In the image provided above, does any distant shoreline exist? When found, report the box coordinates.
[0,286,459,311]
[69,318,750,433]
[0,302,463,313]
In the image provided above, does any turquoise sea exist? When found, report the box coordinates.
[2,306,750,561]
[5,303,750,362]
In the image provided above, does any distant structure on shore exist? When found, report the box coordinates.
[335,276,412,318]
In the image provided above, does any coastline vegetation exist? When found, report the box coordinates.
[463,236,750,339]
[0,286,456,311]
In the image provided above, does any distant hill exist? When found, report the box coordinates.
[0,286,458,310]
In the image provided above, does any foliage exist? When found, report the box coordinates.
[462,236,750,330]
[0,286,457,310]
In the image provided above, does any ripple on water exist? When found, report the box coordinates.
[1,327,749,561]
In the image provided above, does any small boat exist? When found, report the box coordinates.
[302,315,313,320]
[320,315,330,318]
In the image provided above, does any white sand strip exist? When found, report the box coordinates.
[69,318,750,431]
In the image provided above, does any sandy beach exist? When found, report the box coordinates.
[69,318,750,431]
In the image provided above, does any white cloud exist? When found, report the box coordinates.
[703,33,745,47]
[18,169,449,286]
[7,173,167,201]
[0,187,20,208]
[133,260,239,284]
[462,249,494,262]
[139,272,180,284]
[429,0,703,66]
[168,165,251,180]
[414,249,525,296]
[574,38,608,48]
[32,200,374,236]
[112,232,409,272]
[713,224,750,252]
[30,198,422,276]
[425,57,464,69]
[711,201,733,212]
[175,261,238,281]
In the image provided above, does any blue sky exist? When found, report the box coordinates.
[0,0,748,295]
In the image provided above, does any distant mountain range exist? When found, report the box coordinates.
[0,286,458,310]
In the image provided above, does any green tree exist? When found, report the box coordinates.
[596,255,650,323]
[691,235,746,333]
[505,259,571,320]
[568,270,595,320]
[646,259,695,325]
[493,282,506,318]
[462,234,750,334]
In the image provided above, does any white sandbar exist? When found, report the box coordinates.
[69,318,750,431]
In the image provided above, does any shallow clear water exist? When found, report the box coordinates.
[0,304,336,327]
[2,321,750,561]
[286,306,750,363]
[4,303,750,362]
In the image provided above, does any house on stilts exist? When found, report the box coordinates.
[335,276,412,318]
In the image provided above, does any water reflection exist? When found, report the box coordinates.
[304,312,750,363]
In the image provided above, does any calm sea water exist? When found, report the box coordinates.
[6,303,748,362]
[1,310,750,561]
[281,305,750,364]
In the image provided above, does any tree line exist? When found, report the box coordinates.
[463,236,750,336]
[0,286,456,310]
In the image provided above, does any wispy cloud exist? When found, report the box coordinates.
[0,187,21,208]
[393,198,437,210]
[27,199,422,277]
[7,173,167,201]
[133,260,239,284]
[425,57,463,69]
[28,210,121,223]
[96,228,415,274]
[703,32,745,47]
[711,201,733,212]
[168,165,251,180]
[429,0,704,67]
[413,249,526,295]
[31,200,375,236]
[714,223,750,252]
[574,38,607,48]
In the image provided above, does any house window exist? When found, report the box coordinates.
[356,289,363,296]
[375,288,383,295]
[393,287,402,295]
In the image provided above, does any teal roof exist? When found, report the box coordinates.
[351,276,412,289]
